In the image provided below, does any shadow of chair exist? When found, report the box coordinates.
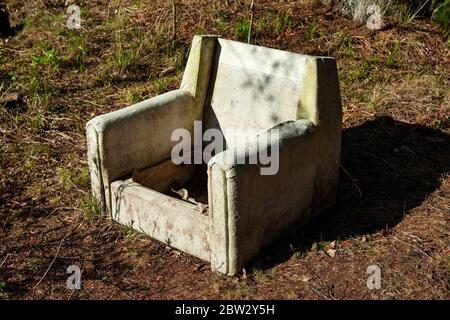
[253,116,449,269]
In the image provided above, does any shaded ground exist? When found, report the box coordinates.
[0,0,448,299]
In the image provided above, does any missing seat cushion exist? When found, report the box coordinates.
[167,165,209,215]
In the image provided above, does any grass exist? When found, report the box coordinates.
[254,11,294,37]
[58,167,90,191]
[396,0,450,33]
[128,247,138,257]
[103,12,144,78]
[123,225,140,242]
[27,71,53,110]
[0,280,8,299]
[61,32,89,72]
[26,114,47,133]
[102,8,176,82]
[121,75,176,104]
[78,194,102,221]
[235,20,250,42]
[288,243,305,259]
[275,12,294,34]
[124,87,146,105]
[291,250,304,260]
[399,0,432,23]
[434,0,450,37]
[250,265,264,279]
[334,30,354,58]
[0,280,7,291]
[31,48,59,67]
[25,258,39,269]
[304,17,319,41]
[233,282,251,299]
[215,10,231,31]
[386,43,399,68]
[151,76,175,95]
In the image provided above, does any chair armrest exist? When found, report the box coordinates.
[86,89,196,214]
[207,119,339,275]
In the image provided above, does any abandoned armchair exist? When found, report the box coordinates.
[86,35,342,275]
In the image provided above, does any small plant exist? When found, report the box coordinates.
[435,0,450,37]
[194,25,205,35]
[234,282,251,298]
[257,17,269,34]
[289,243,304,259]
[58,167,90,190]
[72,167,90,189]
[125,87,146,105]
[169,47,188,74]
[128,247,138,256]
[275,12,293,34]
[355,61,370,80]
[25,258,39,269]
[311,240,329,252]
[32,48,59,68]
[431,113,450,130]
[79,194,102,220]
[399,0,432,23]
[30,91,52,111]
[27,114,46,133]
[215,10,231,31]
[151,77,173,95]
[386,54,395,67]
[106,10,148,75]
[251,265,264,280]
[235,20,250,42]
[32,143,52,157]
[336,30,354,58]
[255,11,294,36]
[50,195,62,206]
[58,168,72,190]
[304,17,319,41]
[386,46,398,67]
[291,251,304,259]
[62,32,89,72]
[123,224,139,242]
[0,280,8,299]
[28,74,53,111]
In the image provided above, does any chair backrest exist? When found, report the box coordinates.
[203,39,312,147]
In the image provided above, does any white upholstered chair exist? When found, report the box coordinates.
[86,35,342,275]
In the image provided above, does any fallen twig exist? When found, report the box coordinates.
[248,1,254,44]
[392,236,433,261]
[337,161,362,198]
[172,0,176,48]
[32,221,84,297]
[0,253,10,270]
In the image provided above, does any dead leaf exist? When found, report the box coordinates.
[326,248,336,258]
[171,188,189,200]
[329,241,336,249]
[242,268,247,280]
